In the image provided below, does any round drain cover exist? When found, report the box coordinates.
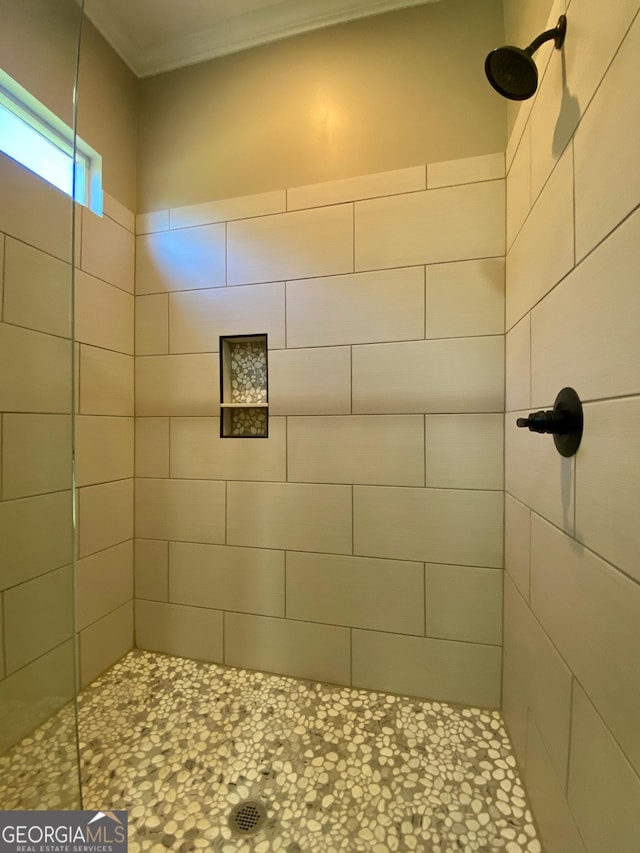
[228,799,267,837]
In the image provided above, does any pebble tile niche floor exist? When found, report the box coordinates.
[0,651,541,852]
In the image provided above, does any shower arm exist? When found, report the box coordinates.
[525,15,567,56]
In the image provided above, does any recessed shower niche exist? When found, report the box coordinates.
[219,334,269,437]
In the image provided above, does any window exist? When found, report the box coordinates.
[0,69,102,215]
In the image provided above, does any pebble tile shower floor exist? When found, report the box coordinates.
[0,650,542,852]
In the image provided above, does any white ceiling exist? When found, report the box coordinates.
[83,0,440,78]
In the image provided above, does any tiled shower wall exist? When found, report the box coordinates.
[0,153,135,750]
[503,0,640,850]
[134,153,506,707]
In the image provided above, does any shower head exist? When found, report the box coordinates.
[485,15,567,101]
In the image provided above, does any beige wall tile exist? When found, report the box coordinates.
[228,204,353,286]
[503,576,573,786]
[352,337,504,414]
[287,267,425,349]
[506,315,531,412]
[505,494,530,602]
[531,209,640,406]
[2,414,71,499]
[4,565,73,674]
[288,166,426,211]
[0,491,72,590]
[76,541,133,631]
[286,551,424,635]
[425,564,502,645]
[269,348,351,416]
[354,486,503,568]
[170,542,284,617]
[75,416,134,487]
[355,180,504,271]
[170,417,286,482]
[135,478,225,544]
[506,126,531,251]
[352,630,501,707]
[525,718,588,853]
[531,513,640,776]
[502,652,529,771]
[136,354,219,416]
[79,600,133,687]
[81,209,134,294]
[426,258,504,339]
[171,190,286,228]
[79,346,133,415]
[135,599,223,662]
[568,682,640,853]
[4,238,71,338]
[506,146,574,329]
[103,194,135,234]
[75,270,133,354]
[227,482,352,554]
[0,596,3,679]
[169,283,285,354]
[0,323,71,413]
[427,153,504,189]
[78,479,133,559]
[136,210,169,235]
[136,294,169,355]
[288,415,424,487]
[225,613,350,685]
[505,412,575,534]
[135,539,169,602]
[135,418,170,478]
[0,235,4,318]
[136,224,226,294]
[425,414,503,490]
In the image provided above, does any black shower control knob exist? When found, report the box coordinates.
[515,387,583,458]
[516,410,569,434]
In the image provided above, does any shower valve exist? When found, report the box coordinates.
[516,387,583,457]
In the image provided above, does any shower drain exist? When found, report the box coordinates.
[228,799,267,837]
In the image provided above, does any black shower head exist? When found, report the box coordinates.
[485,15,567,101]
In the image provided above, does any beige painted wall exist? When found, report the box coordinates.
[137,0,506,211]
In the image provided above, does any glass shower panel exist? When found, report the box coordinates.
[0,0,84,809]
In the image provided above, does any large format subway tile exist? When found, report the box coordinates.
[355,181,504,271]
[171,190,286,228]
[3,237,71,338]
[286,552,424,635]
[76,541,133,631]
[2,414,71,499]
[506,315,531,413]
[0,491,72,590]
[505,412,574,534]
[227,204,353,286]
[353,486,502,568]
[135,539,169,602]
[81,209,134,294]
[503,576,573,787]
[506,147,574,329]
[75,416,134,487]
[502,652,529,771]
[169,282,285,354]
[288,415,424,487]
[170,542,284,617]
[75,270,133,354]
[135,600,222,664]
[425,564,502,646]
[427,153,504,189]
[135,354,219,416]
[531,513,640,775]
[269,348,351,415]
[103,194,135,234]
[504,494,531,602]
[0,601,3,680]
[136,224,226,294]
[531,208,640,406]
[136,294,168,355]
[286,267,424,349]
[288,166,426,211]
[426,258,504,339]
[227,482,352,555]
[568,683,640,853]
[79,600,133,687]
[425,414,503,490]
[78,479,133,559]
[352,337,504,414]
[135,418,170,478]
[506,126,531,250]
[136,210,169,235]
[170,417,286,482]
[225,613,350,685]
[4,565,73,674]
[0,323,71,413]
[576,398,640,583]
[352,630,501,707]
[79,346,133,415]
[135,478,225,544]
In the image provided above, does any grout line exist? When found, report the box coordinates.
[423,563,427,637]
[565,676,575,794]
[165,541,170,602]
